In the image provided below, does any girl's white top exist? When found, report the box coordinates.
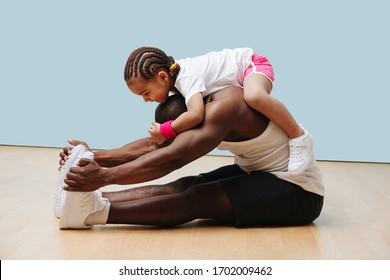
[175,48,254,104]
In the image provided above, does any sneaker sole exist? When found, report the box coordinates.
[53,144,87,219]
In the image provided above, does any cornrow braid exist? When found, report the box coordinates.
[124,46,176,81]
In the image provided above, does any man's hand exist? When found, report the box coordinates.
[58,140,91,170]
[63,157,107,192]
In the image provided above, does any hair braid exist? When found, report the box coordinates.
[124,46,175,81]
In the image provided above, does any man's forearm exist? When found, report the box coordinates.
[103,147,183,186]
[93,138,160,167]
[101,123,228,186]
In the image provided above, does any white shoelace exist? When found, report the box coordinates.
[290,145,303,161]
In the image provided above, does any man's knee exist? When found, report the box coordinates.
[170,175,208,193]
[183,183,234,224]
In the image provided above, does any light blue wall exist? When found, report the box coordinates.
[1,0,389,162]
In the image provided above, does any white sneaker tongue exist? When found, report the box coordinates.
[290,146,302,161]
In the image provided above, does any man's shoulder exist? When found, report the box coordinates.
[205,87,246,121]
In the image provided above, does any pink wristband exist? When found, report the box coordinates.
[160,120,177,139]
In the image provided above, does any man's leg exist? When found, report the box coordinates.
[107,181,234,226]
[102,175,208,203]
[60,165,240,229]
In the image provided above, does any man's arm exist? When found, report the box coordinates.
[106,106,231,185]
[94,138,161,167]
[65,138,161,168]
[64,90,243,191]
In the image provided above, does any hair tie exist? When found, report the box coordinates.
[169,62,177,71]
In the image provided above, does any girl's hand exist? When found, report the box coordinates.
[148,121,167,144]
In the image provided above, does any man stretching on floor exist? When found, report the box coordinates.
[57,86,324,229]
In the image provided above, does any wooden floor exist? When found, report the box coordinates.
[0,145,389,260]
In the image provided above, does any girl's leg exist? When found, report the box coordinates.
[243,74,304,138]
[243,74,314,175]
[107,181,234,226]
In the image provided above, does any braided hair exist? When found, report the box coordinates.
[124,46,180,82]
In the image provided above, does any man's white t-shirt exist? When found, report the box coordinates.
[217,121,325,196]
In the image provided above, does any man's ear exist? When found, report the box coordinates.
[157,71,169,81]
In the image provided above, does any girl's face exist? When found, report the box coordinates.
[127,71,171,103]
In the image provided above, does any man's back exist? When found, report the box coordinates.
[160,86,273,170]
[204,86,270,143]
[203,87,324,196]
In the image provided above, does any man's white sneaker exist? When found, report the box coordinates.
[59,189,110,230]
[53,145,92,219]
[288,128,314,175]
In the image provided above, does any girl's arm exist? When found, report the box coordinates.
[171,92,204,133]
[148,93,205,144]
